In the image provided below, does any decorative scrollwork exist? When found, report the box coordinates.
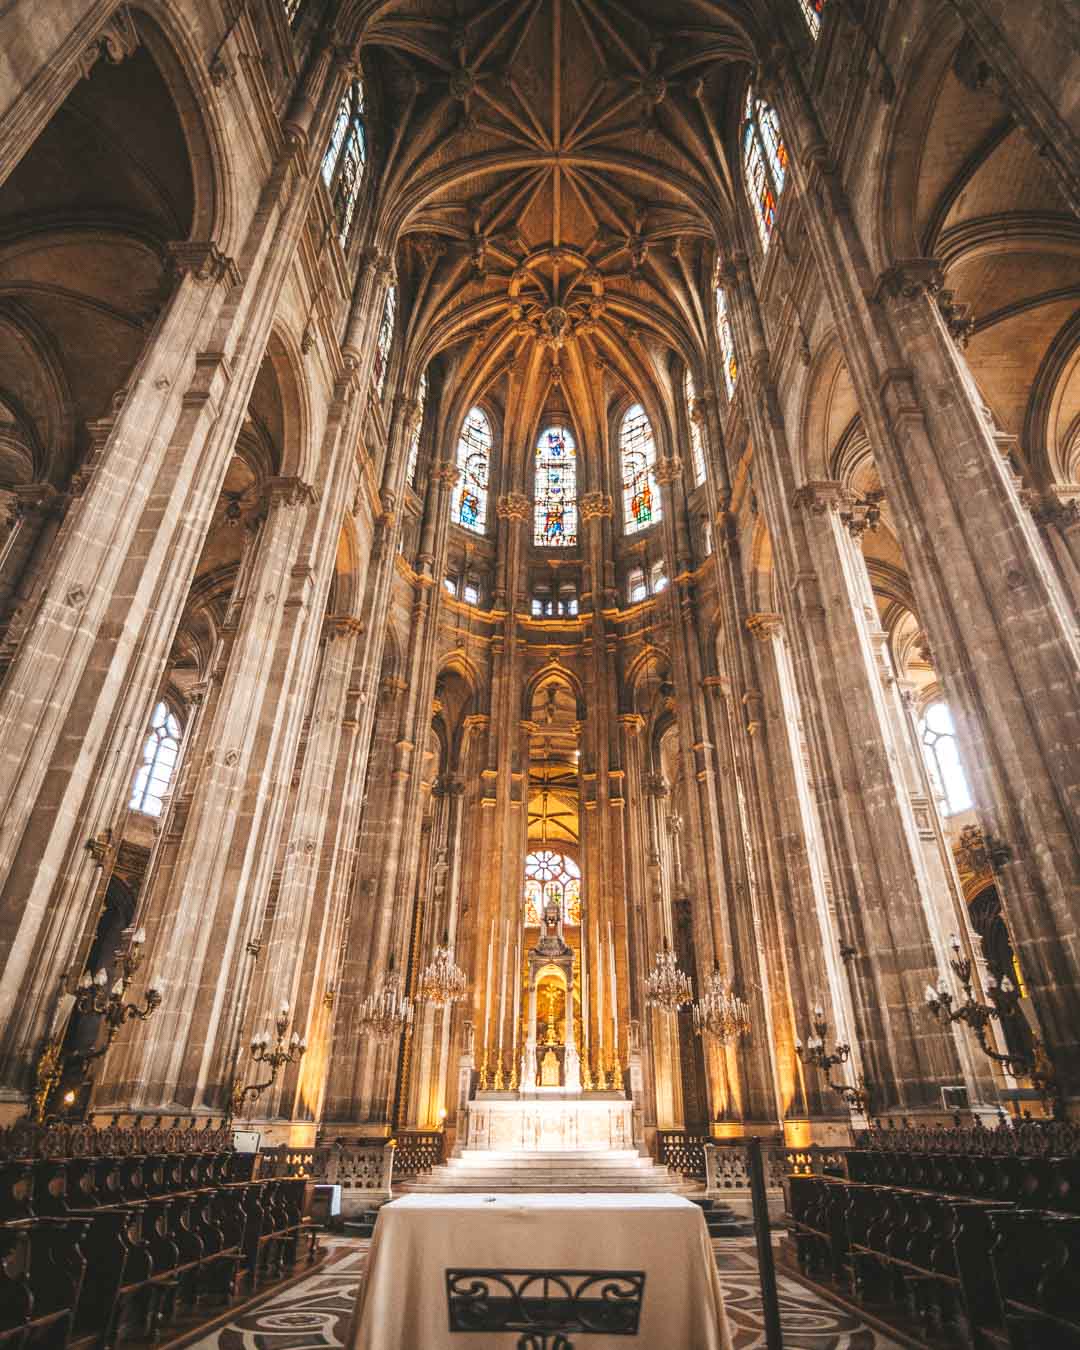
[446,1268,645,1343]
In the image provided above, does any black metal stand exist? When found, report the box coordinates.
[747,1136,784,1349]
[446,1269,645,1347]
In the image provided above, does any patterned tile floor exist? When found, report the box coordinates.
[186,1235,902,1350]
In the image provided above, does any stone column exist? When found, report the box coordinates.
[99,476,318,1112]
[0,484,67,681]
[766,51,1080,1100]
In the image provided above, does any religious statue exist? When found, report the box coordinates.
[540,1048,561,1087]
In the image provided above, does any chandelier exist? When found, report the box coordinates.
[418,933,468,1007]
[357,959,413,1042]
[692,961,751,1044]
[644,938,693,1014]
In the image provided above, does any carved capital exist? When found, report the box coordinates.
[579,491,613,522]
[78,5,138,79]
[263,476,318,510]
[746,612,782,641]
[496,492,530,521]
[653,457,682,486]
[873,259,945,305]
[325,615,364,640]
[168,241,242,289]
[430,460,461,489]
[792,480,847,515]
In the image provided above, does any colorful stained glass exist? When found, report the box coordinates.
[534,425,578,547]
[524,851,582,926]
[621,403,660,534]
[451,407,492,534]
[684,369,706,484]
[373,285,396,400]
[798,0,825,39]
[406,369,428,487]
[322,80,366,247]
[716,288,738,400]
[743,87,787,253]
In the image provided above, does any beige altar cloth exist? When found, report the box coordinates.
[349,1192,733,1349]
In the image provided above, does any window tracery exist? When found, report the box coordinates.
[620,403,660,534]
[322,79,366,247]
[920,700,974,816]
[130,701,181,817]
[451,407,492,534]
[742,87,788,251]
[524,850,582,927]
[684,370,706,485]
[798,0,826,39]
[716,288,738,400]
[373,284,396,400]
[406,369,428,488]
[534,425,578,547]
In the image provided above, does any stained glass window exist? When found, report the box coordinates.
[534,425,578,547]
[798,0,825,39]
[524,850,582,926]
[130,701,181,817]
[920,701,974,816]
[716,288,738,400]
[322,79,366,248]
[406,369,428,488]
[451,407,492,534]
[684,369,706,485]
[373,284,396,400]
[283,0,305,24]
[621,403,661,534]
[742,87,788,252]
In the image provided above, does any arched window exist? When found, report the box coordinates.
[373,284,396,400]
[798,0,826,39]
[920,700,974,815]
[534,425,578,546]
[322,79,366,247]
[283,0,305,24]
[451,407,492,534]
[742,87,788,252]
[130,701,181,817]
[620,403,660,534]
[684,370,706,485]
[406,369,428,488]
[716,288,738,400]
[524,850,582,926]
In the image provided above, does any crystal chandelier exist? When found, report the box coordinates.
[417,932,468,1007]
[692,961,751,1044]
[357,959,413,1042]
[644,938,693,1014]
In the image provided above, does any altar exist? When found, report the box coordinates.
[465,1093,634,1151]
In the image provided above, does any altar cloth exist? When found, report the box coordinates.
[348,1192,733,1349]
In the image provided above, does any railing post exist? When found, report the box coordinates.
[703,1142,719,1198]
[382,1140,396,1198]
[747,1136,783,1350]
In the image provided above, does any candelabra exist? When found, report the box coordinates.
[692,961,751,1045]
[32,927,162,1122]
[357,958,413,1042]
[417,932,468,1007]
[925,934,1058,1115]
[230,1001,307,1117]
[795,1005,870,1114]
[644,938,693,1014]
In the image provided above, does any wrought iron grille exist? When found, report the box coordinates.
[446,1268,645,1347]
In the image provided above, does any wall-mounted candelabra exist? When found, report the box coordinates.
[32,927,162,1122]
[795,1005,870,1114]
[230,1001,306,1118]
[925,933,1059,1116]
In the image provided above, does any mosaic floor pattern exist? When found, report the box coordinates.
[185,1235,902,1350]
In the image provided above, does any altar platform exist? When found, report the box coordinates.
[464,1091,634,1152]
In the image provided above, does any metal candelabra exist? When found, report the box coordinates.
[795,1005,870,1114]
[230,1001,307,1117]
[925,933,1059,1116]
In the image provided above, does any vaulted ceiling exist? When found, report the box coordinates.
[357,0,760,472]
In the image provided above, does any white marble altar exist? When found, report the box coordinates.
[465,1094,634,1151]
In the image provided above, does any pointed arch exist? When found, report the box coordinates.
[620,402,660,534]
[451,405,493,534]
[533,424,578,546]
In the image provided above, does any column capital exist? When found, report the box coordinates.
[496,492,529,521]
[745,612,782,641]
[873,258,945,304]
[262,476,318,509]
[579,491,613,522]
[429,460,460,489]
[792,480,848,514]
[167,241,241,289]
[617,712,645,734]
[324,615,364,640]
[653,456,682,486]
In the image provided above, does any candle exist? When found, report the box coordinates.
[596,925,605,1055]
[482,919,494,1053]
[510,926,521,1059]
[497,919,509,1057]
